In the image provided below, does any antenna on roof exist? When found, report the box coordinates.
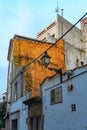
[55,2,59,14]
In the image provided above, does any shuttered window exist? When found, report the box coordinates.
[50,86,62,105]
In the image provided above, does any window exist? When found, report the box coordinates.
[14,82,17,102]
[71,104,76,111]
[52,34,55,37]
[84,22,87,26]
[76,59,79,67]
[11,119,18,130]
[42,37,46,41]
[50,86,62,105]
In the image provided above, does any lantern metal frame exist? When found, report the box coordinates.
[41,52,51,67]
[41,51,62,82]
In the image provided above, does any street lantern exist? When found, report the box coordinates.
[41,51,63,82]
[41,52,51,67]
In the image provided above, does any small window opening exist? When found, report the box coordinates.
[84,22,87,26]
[71,104,76,111]
[52,34,55,37]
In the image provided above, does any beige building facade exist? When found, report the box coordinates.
[36,14,82,47]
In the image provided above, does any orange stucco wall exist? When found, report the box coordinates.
[13,38,66,97]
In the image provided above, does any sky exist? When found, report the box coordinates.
[0,0,87,98]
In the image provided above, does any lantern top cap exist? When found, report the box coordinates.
[44,52,51,58]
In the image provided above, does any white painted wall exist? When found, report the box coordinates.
[10,96,28,130]
[41,65,87,130]
[65,42,85,70]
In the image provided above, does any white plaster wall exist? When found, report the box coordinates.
[57,15,82,48]
[80,17,87,59]
[10,96,28,130]
[65,42,85,70]
[37,22,57,41]
[7,48,14,112]
[42,66,87,130]
[80,17,87,42]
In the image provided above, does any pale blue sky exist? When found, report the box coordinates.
[0,0,87,98]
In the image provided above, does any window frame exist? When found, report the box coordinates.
[14,82,18,102]
[50,86,62,105]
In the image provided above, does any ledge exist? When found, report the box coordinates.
[23,96,42,105]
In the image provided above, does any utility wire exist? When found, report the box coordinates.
[23,13,87,70]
